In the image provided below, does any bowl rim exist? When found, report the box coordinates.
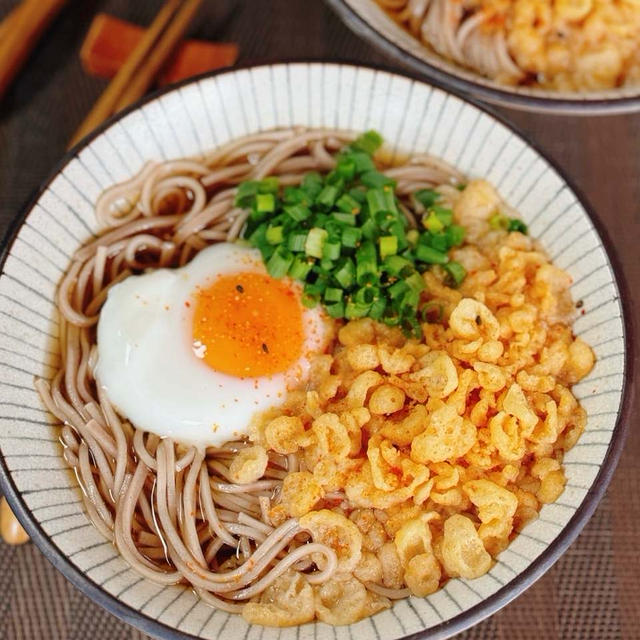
[0,60,634,640]
[325,0,640,116]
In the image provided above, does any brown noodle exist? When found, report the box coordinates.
[377,0,523,84]
[36,128,461,612]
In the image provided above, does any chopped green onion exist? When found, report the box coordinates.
[284,204,311,221]
[265,225,283,245]
[360,217,377,240]
[414,188,440,209]
[375,209,395,231]
[432,206,453,227]
[258,177,279,194]
[248,224,267,247]
[425,232,449,253]
[266,247,293,278]
[444,261,467,287]
[336,158,356,181]
[366,189,387,217]
[325,301,345,318]
[316,184,340,209]
[237,130,469,335]
[289,256,313,280]
[301,172,323,199]
[383,255,411,276]
[423,211,444,233]
[379,235,398,260]
[256,193,275,213]
[287,232,308,252]
[416,245,449,265]
[322,241,341,261]
[336,193,362,214]
[360,171,395,189]
[345,300,371,319]
[388,280,409,300]
[317,258,331,272]
[324,170,342,186]
[350,152,376,174]
[283,186,307,206]
[401,316,421,338]
[445,224,465,247]
[352,130,383,155]
[388,221,407,251]
[334,258,356,288]
[489,213,528,234]
[305,228,328,258]
[508,218,528,234]
[356,241,377,285]
[399,289,420,312]
[405,272,425,293]
[324,287,344,303]
[348,187,367,204]
[235,181,259,207]
[249,209,268,223]
[324,220,343,240]
[304,276,327,297]
[342,226,362,248]
[332,211,357,226]
[369,297,387,319]
[354,286,378,305]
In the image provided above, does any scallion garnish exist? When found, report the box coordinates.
[305,228,328,258]
[237,131,470,335]
[256,193,275,214]
[379,235,398,260]
[507,218,528,234]
[265,225,284,245]
[444,261,467,287]
[414,188,440,209]
[489,212,528,235]
[416,244,449,265]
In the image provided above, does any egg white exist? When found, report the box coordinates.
[95,243,329,448]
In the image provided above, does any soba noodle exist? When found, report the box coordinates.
[37,129,460,614]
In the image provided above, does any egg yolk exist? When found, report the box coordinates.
[192,272,305,378]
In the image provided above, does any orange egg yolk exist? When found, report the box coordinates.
[192,272,305,378]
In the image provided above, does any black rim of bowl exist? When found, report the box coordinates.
[0,60,634,640]
[325,0,640,115]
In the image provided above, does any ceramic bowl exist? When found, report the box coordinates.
[326,0,640,115]
[0,62,631,640]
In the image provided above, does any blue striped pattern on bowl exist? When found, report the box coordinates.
[0,63,627,640]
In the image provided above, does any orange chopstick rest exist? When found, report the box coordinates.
[158,39,238,85]
[80,13,238,86]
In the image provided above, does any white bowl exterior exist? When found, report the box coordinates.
[0,63,625,640]
[342,0,640,108]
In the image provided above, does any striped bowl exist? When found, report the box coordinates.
[0,63,631,640]
[326,0,640,115]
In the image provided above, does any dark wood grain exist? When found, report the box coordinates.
[0,1,638,639]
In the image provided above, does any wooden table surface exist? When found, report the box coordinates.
[0,1,638,639]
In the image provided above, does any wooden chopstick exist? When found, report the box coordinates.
[112,0,204,113]
[68,0,182,148]
[69,0,203,149]
[0,2,25,42]
[0,0,68,101]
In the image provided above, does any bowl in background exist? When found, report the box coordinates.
[326,0,640,115]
